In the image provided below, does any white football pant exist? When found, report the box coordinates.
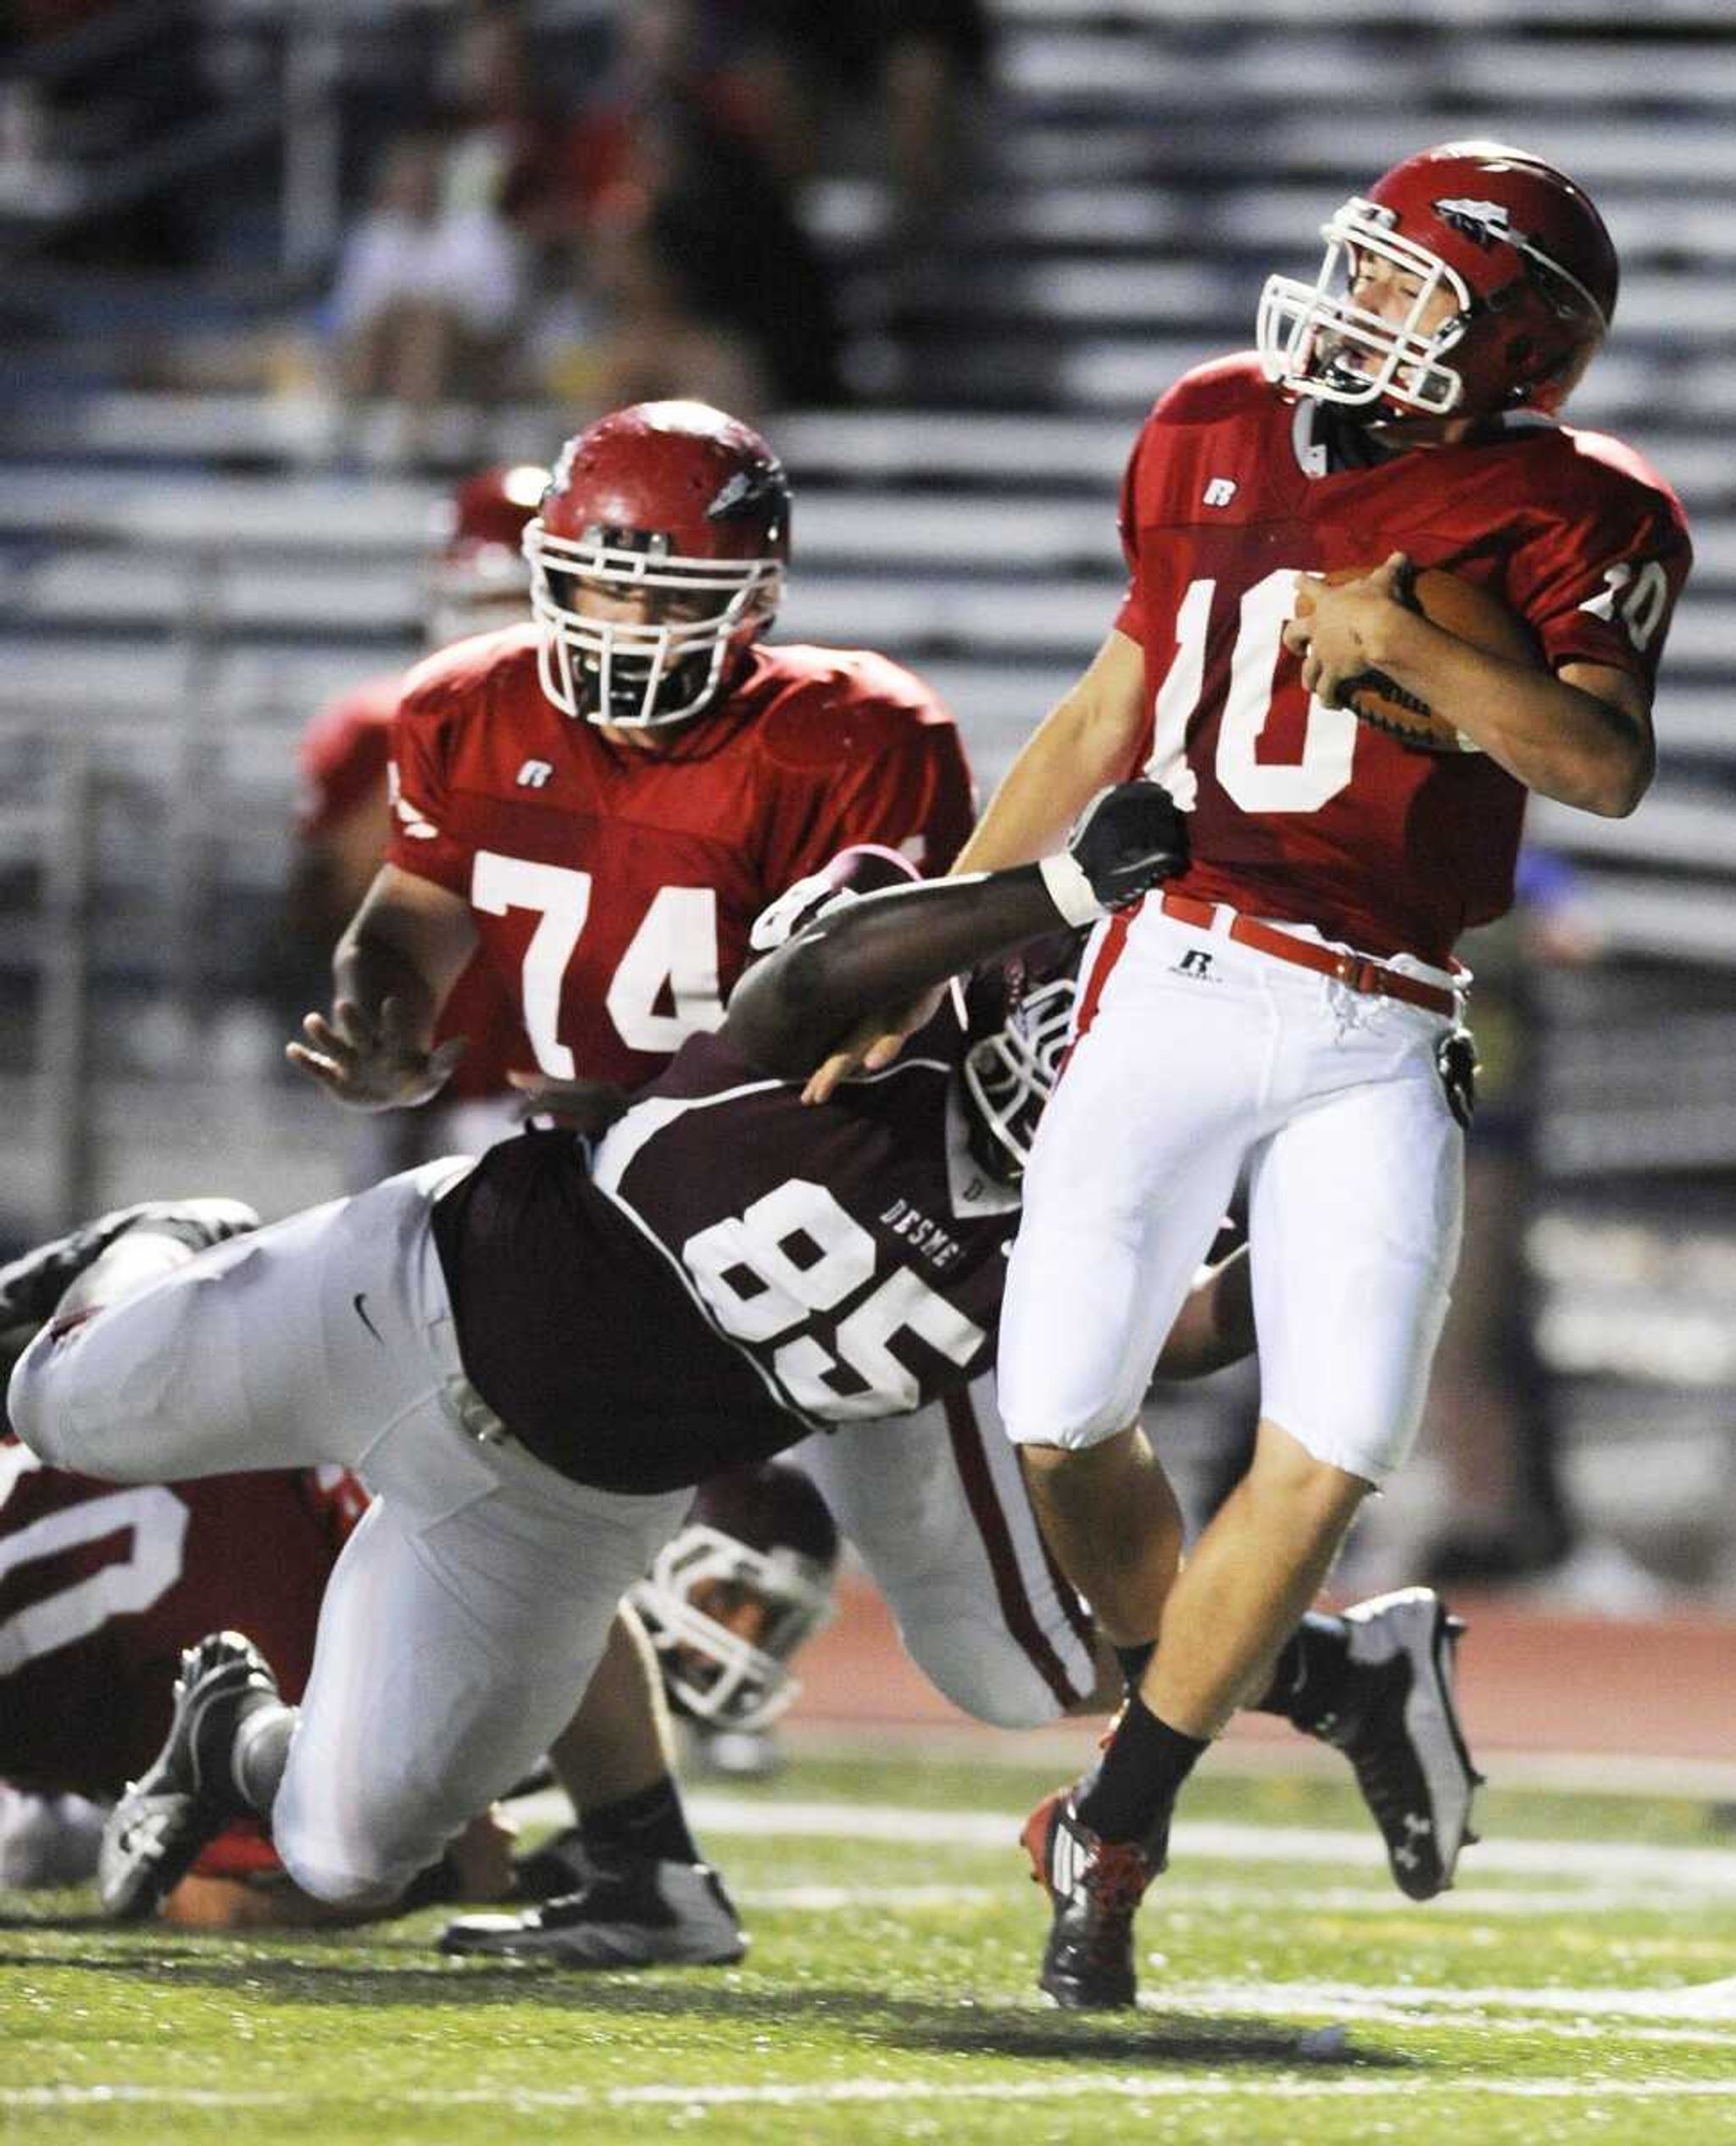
[999,904,1464,1484]
[794,1369,1099,1731]
[8,1161,687,1907]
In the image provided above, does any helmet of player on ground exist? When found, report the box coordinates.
[1257,140,1617,421]
[630,1460,840,1732]
[424,463,546,649]
[524,400,790,730]
[956,933,1082,1187]
[748,846,1081,1187]
[746,841,921,956]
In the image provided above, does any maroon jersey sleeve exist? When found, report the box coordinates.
[0,1447,349,1805]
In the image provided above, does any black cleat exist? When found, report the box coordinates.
[441,1855,747,1966]
[509,1823,594,1903]
[97,1630,279,1921]
[1021,1788,1159,2010]
[0,1200,258,1332]
[1318,1587,1483,1899]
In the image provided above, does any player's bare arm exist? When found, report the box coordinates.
[951,629,1150,877]
[502,1069,635,1138]
[732,780,1188,1083]
[1286,555,1655,816]
[799,633,1153,1099]
[287,864,479,1108]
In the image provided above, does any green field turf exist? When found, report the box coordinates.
[5,1751,1736,2146]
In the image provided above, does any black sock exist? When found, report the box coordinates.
[580,1776,700,1867]
[1252,1612,1353,1734]
[231,1700,297,1816]
[1074,1695,1208,1850]
[1113,1639,1156,1692]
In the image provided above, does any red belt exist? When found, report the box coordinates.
[1157,893,1459,1019]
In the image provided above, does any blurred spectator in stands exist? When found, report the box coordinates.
[8,0,209,271]
[435,4,588,259]
[535,180,769,418]
[714,1,998,219]
[326,130,527,464]
[281,465,541,1179]
[531,0,844,415]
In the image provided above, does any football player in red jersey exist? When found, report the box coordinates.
[287,398,974,1123]
[287,461,546,1172]
[831,142,1693,2009]
[284,396,978,1920]
[0,1439,355,1922]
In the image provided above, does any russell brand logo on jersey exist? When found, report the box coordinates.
[1174,949,1216,980]
[515,759,555,789]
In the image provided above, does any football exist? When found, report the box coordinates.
[1295,564,1542,752]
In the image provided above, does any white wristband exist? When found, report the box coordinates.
[1038,850,1107,929]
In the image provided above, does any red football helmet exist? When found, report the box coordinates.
[1257,142,1618,420]
[424,462,544,647]
[525,400,790,729]
[631,1461,839,1732]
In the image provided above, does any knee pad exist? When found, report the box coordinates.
[6,1333,74,1466]
[898,1611,1071,1732]
[272,1822,415,1913]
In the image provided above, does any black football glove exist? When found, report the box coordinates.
[1041,781,1189,926]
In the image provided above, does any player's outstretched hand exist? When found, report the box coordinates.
[286,995,466,1110]
[1049,779,1189,921]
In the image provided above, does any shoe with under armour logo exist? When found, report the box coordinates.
[1315,1586,1483,1899]
[439,1855,747,1966]
[97,1630,280,1920]
[0,1200,259,1332]
[1021,1788,1161,2009]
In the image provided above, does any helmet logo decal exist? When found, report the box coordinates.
[707,464,785,526]
[1434,198,1513,248]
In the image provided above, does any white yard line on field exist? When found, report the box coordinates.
[1146,1979,1736,2031]
[790,1723,1736,1804]
[666,1790,1736,1895]
[738,1879,1729,1918]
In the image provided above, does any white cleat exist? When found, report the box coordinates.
[1321,1587,1483,1899]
